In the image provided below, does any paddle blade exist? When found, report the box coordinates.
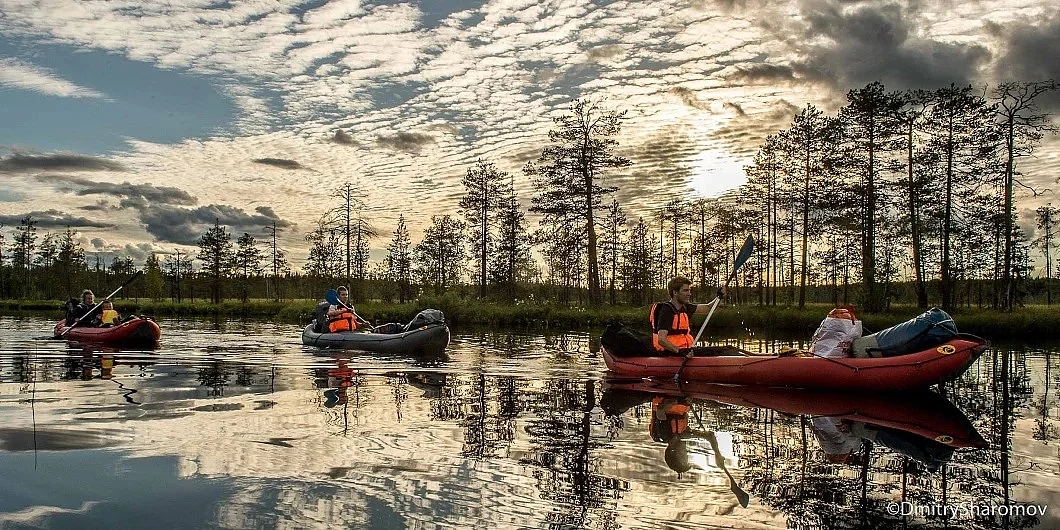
[730,475,750,508]
[325,289,339,305]
[733,235,754,271]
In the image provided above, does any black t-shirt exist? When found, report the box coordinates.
[652,302,697,334]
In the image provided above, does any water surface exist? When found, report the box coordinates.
[0,316,1056,529]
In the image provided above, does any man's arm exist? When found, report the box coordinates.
[656,329,682,354]
[693,286,727,314]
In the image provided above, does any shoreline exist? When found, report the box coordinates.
[1,298,1055,341]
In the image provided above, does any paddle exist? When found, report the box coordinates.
[692,406,750,508]
[673,235,754,381]
[61,271,143,337]
[693,235,755,344]
[324,289,372,328]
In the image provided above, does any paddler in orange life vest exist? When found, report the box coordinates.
[651,276,724,357]
[326,286,369,333]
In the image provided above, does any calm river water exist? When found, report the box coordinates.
[0,315,1057,530]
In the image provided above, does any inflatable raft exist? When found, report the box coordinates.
[602,338,986,391]
[600,322,987,391]
[302,309,450,356]
[54,317,161,346]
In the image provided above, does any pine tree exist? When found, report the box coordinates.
[489,179,533,299]
[460,159,511,298]
[621,218,654,306]
[144,253,166,301]
[527,99,632,306]
[414,215,465,293]
[234,232,264,302]
[839,83,905,312]
[385,215,413,303]
[197,220,234,303]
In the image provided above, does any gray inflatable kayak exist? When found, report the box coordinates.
[301,309,450,356]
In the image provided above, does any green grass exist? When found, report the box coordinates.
[2,297,1056,339]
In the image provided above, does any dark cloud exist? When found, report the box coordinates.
[78,200,112,211]
[40,175,197,206]
[375,132,435,152]
[670,87,711,111]
[0,153,126,173]
[990,11,1060,110]
[0,210,112,229]
[729,63,801,83]
[724,102,747,116]
[711,100,800,156]
[331,129,358,146]
[139,203,293,245]
[252,158,304,170]
[790,3,990,91]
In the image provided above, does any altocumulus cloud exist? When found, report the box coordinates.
[0,58,108,99]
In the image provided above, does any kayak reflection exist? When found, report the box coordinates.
[603,378,988,507]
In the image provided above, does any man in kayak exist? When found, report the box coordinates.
[326,286,370,333]
[651,277,722,356]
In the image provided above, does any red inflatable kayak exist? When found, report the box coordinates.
[602,378,987,448]
[54,317,161,346]
[602,336,987,391]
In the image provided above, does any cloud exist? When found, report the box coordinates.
[331,130,358,145]
[0,58,108,99]
[252,158,305,170]
[0,210,112,229]
[989,10,1060,109]
[0,154,126,173]
[139,203,294,245]
[375,132,435,152]
[729,63,800,84]
[40,175,197,206]
[670,87,712,111]
[789,3,990,90]
[90,238,107,250]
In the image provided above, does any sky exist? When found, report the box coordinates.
[0,0,1058,270]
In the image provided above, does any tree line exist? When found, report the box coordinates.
[1,82,1058,311]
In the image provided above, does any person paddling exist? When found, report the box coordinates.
[326,286,370,333]
[68,290,100,325]
[651,277,724,357]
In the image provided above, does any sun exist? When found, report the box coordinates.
[687,145,749,199]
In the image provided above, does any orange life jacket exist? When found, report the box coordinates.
[650,397,690,442]
[328,310,357,333]
[650,301,693,351]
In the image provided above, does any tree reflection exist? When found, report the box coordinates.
[520,380,625,530]
[196,360,231,397]
[745,349,1041,530]
[602,367,1047,530]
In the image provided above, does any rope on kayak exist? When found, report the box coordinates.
[731,343,977,372]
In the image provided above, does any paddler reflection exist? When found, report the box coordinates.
[650,396,750,507]
[322,360,356,409]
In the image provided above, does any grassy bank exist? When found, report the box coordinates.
[2,297,1057,340]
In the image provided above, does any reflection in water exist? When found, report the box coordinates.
[0,317,1057,529]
